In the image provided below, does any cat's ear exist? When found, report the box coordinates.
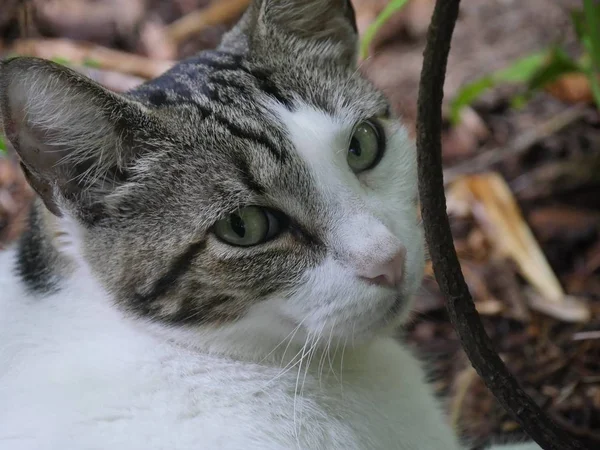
[0,57,151,221]
[251,0,358,62]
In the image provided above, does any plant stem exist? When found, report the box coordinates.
[415,0,588,448]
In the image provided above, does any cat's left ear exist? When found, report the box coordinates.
[0,57,154,222]
[251,0,358,63]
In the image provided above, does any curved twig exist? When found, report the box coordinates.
[415,1,588,449]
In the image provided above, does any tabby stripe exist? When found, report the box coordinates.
[194,102,285,163]
[134,240,206,304]
[137,97,285,162]
[235,155,266,194]
[248,68,293,109]
[194,52,293,108]
[208,74,250,93]
[16,205,59,294]
[212,113,285,163]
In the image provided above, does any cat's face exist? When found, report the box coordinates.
[0,0,424,343]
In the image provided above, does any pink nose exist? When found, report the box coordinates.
[357,247,407,288]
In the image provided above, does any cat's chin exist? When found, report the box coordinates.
[290,290,414,346]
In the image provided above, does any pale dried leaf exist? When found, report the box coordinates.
[450,173,591,321]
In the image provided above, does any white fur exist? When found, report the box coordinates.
[270,103,425,340]
[0,103,540,450]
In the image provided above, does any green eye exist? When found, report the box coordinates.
[213,206,282,247]
[347,120,385,173]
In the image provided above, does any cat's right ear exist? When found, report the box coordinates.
[0,57,152,221]
[249,0,358,64]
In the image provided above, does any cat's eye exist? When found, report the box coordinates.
[213,206,282,247]
[347,119,385,173]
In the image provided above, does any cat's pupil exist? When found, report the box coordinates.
[349,137,361,157]
[230,214,246,238]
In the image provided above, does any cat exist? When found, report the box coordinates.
[0,0,542,449]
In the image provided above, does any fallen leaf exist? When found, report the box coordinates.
[545,73,595,104]
[450,172,591,322]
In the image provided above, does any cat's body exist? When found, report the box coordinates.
[1,244,537,450]
[0,1,540,449]
[0,244,458,450]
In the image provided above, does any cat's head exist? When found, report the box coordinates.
[0,0,424,345]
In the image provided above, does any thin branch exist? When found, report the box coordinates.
[415,1,588,449]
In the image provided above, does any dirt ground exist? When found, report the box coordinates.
[1,0,599,447]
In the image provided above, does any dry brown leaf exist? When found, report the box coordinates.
[10,38,174,79]
[424,260,433,277]
[0,0,22,31]
[545,73,595,105]
[446,178,473,218]
[475,299,504,315]
[73,66,145,92]
[442,106,490,162]
[352,0,389,37]
[167,0,250,44]
[462,261,501,308]
[525,289,591,324]
[528,206,600,243]
[137,18,177,60]
[0,159,34,248]
[450,365,478,430]
[449,172,591,322]
[403,0,435,39]
[34,0,146,48]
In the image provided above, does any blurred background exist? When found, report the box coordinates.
[0,0,599,447]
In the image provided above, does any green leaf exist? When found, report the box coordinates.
[450,52,548,124]
[583,0,600,109]
[50,56,71,66]
[526,47,581,92]
[449,77,494,124]
[583,0,600,69]
[587,69,600,110]
[510,94,529,110]
[491,52,549,83]
[450,3,600,122]
[0,135,6,156]
[83,58,101,68]
[571,9,587,43]
[360,0,410,59]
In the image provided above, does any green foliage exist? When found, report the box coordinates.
[0,135,6,156]
[450,2,600,123]
[50,56,71,65]
[21,55,99,68]
[526,48,581,90]
[508,48,582,111]
[449,52,548,123]
[360,0,409,59]
[583,0,600,109]
[83,58,101,68]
